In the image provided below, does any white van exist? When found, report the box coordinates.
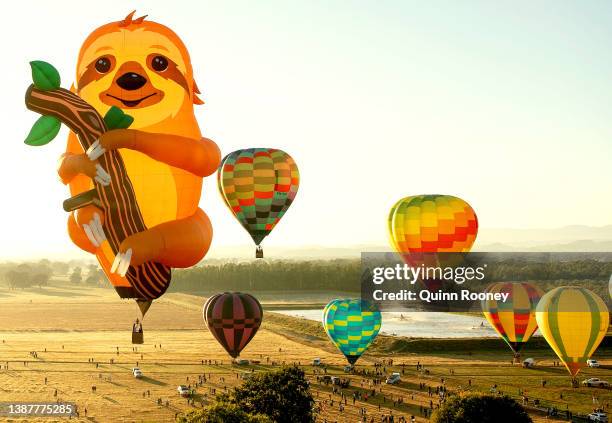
[522,358,536,368]
[386,372,401,385]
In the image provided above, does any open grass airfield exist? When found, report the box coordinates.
[0,281,610,422]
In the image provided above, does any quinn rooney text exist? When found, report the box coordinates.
[371,289,510,303]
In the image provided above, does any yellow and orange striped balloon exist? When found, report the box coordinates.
[388,195,478,253]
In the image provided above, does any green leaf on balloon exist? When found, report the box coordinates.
[104,106,134,130]
[30,61,61,91]
[24,115,61,146]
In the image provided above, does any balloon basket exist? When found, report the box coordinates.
[255,246,263,259]
[132,331,144,344]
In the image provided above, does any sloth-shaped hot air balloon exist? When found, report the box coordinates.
[323,299,381,365]
[203,292,263,358]
[23,13,220,324]
[482,282,544,358]
[218,148,299,258]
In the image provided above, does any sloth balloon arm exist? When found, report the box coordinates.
[83,128,219,272]
[87,129,220,177]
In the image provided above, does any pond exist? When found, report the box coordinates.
[274,309,505,338]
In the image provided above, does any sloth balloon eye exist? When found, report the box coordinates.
[152,55,169,72]
[94,57,112,73]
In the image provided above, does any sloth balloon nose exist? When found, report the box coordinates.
[116,72,147,90]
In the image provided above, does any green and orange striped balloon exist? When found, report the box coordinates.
[218,148,299,255]
[536,287,609,377]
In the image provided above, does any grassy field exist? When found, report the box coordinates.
[0,282,610,422]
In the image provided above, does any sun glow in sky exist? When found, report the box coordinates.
[1,0,611,259]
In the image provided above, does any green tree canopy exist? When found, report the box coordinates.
[431,394,532,423]
[70,267,82,284]
[178,402,271,423]
[226,366,314,423]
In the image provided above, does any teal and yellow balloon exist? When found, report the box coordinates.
[323,299,382,365]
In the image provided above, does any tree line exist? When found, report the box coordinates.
[170,259,360,293]
[0,260,106,290]
[1,258,610,299]
[169,258,612,296]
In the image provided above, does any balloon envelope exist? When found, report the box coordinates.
[388,195,478,254]
[323,299,381,365]
[217,148,299,247]
[203,292,263,358]
[387,195,478,292]
[482,282,544,354]
[536,287,609,377]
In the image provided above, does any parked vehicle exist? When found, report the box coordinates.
[132,367,143,378]
[588,359,601,368]
[330,376,350,388]
[312,358,322,366]
[386,372,401,385]
[522,358,536,368]
[588,411,608,422]
[582,378,610,388]
[177,385,190,397]
[343,365,353,373]
[233,358,250,365]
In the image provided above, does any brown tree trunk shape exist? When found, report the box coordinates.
[25,85,171,299]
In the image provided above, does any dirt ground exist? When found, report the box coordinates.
[0,284,609,423]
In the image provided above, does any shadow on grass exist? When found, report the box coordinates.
[0,290,15,298]
[140,376,168,386]
[26,286,96,298]
[103,396,119,404]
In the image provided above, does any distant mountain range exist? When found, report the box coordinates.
[476,225,612,247]
[5,225,611,262]
[207,225,612,259]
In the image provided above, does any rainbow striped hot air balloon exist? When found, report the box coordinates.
[203,292,263,358]
[323,299,382,365]
[388,195,478,292]
[482,282,544,356]
[388,195,478,254]
[217,148,299,258]
[536,287,609,378]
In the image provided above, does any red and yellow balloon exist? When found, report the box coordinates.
[388,195,478,254]
[482,282,544,356]
[387,195,478,291]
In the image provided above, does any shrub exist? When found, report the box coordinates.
[178,402,271,423]
[431,393,532,423]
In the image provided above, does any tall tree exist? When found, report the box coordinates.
[70,267,82,285]
[225,366,314,423]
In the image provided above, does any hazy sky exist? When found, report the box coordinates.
[1,1,611,259]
